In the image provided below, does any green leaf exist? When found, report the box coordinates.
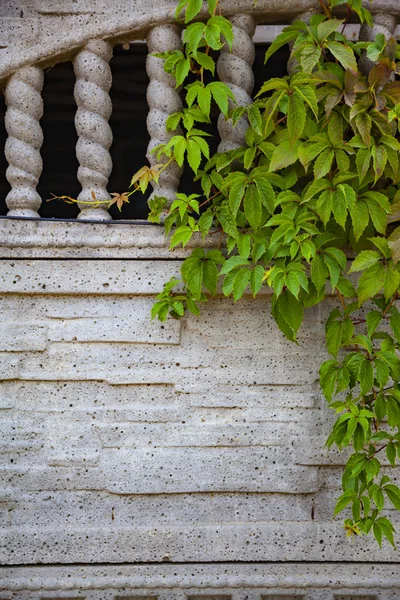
[175,57,191,86]
[351,201,370,241]
[385,484,400,509]
[311,254,328,292]
[390,315,400,344]
[220,255,250,275]
[182,258,203,298]
[198,86,212,117]
[232,268,250,302]
[248,105,262,135]
[317,18,343,41]
[229,180,246,216]
[383,263,400,300]
[356,148,371,184]
[208,82,235,116]
[326,319,342,358]
[254,178,275,214]
[332,189,347,229]
[274,290,304,341]
[244,184,262,230]
[264,29,299,63]
[386,442,397,467]
[334,490,357,515]
[366,310,382,336]
[355,112,371,147]
[202,259,218,295]
[237,233,251,258]
[170,225,193,248]
[287,90,307,142]
[219,204,238,239]
[349,250,382,273]
[183,22,205,55]
[359,359,374,395]
[325,41,357,72]
[294,85,319,119]
[184,0,202,22]
[186,139,202,173]
[314,149,334,179]
[357,263,385,305]
[337,276,356,298]
[198,210,214,239]
[299,44,322,73]
[372,145,387,182]
[373,523,383,547]
[269,141,299,171]
[250,265,265,297]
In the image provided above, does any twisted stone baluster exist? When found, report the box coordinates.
[4,66,44,217]
[217,15,256,152]
[74,40,113,220]
[359,13,397,77]
[146,24,183,210]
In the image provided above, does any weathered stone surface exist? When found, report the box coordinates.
[0,260,181,294]
[4,66,44,216]
[73,39,113,220]
[1,0,400,589]
[1,1,400,85]
[0,563,399,598]
[0,221,217,258]
[0,273,399,569]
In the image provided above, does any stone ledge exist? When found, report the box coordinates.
[0,563,399,595]
[1,0,400,83]
[0,219,217,259]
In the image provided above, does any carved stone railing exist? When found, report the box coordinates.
[1,0,400,220]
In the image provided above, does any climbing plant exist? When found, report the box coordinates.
[56,0,400,547]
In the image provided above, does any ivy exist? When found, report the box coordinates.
[55,0,400,548]
[149,0,400,548]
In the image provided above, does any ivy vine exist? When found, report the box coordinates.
[56,0,400,547]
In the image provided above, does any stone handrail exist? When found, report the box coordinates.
[1,0,400,219]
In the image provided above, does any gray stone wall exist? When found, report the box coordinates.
[1,0,400,595]
[0,222,399,597]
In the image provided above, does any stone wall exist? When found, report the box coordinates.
[0,222,399,597]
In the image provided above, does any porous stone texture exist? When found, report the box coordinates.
[146,24,183,209]
[1,563,400,598]
[4,66,44,217]
[0,249,399,580]
[1,1,400,84]
[1,0,400,595]
[73,39,113,220]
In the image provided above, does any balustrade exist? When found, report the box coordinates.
[1,7,400,221]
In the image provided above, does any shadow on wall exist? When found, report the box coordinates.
[0,44,289,219]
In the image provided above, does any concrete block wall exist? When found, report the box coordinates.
[0,222,399,597]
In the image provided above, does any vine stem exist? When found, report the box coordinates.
[383,292,399,317]
[318,0,331,18]
[337,289,347,311]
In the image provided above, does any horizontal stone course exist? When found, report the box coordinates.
[0,259,398,571]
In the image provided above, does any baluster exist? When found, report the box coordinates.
[74,40,113,220]
[359,12,397,76]
[4,66,44,217]
[217,14,256,152]
[146,24,183,212]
